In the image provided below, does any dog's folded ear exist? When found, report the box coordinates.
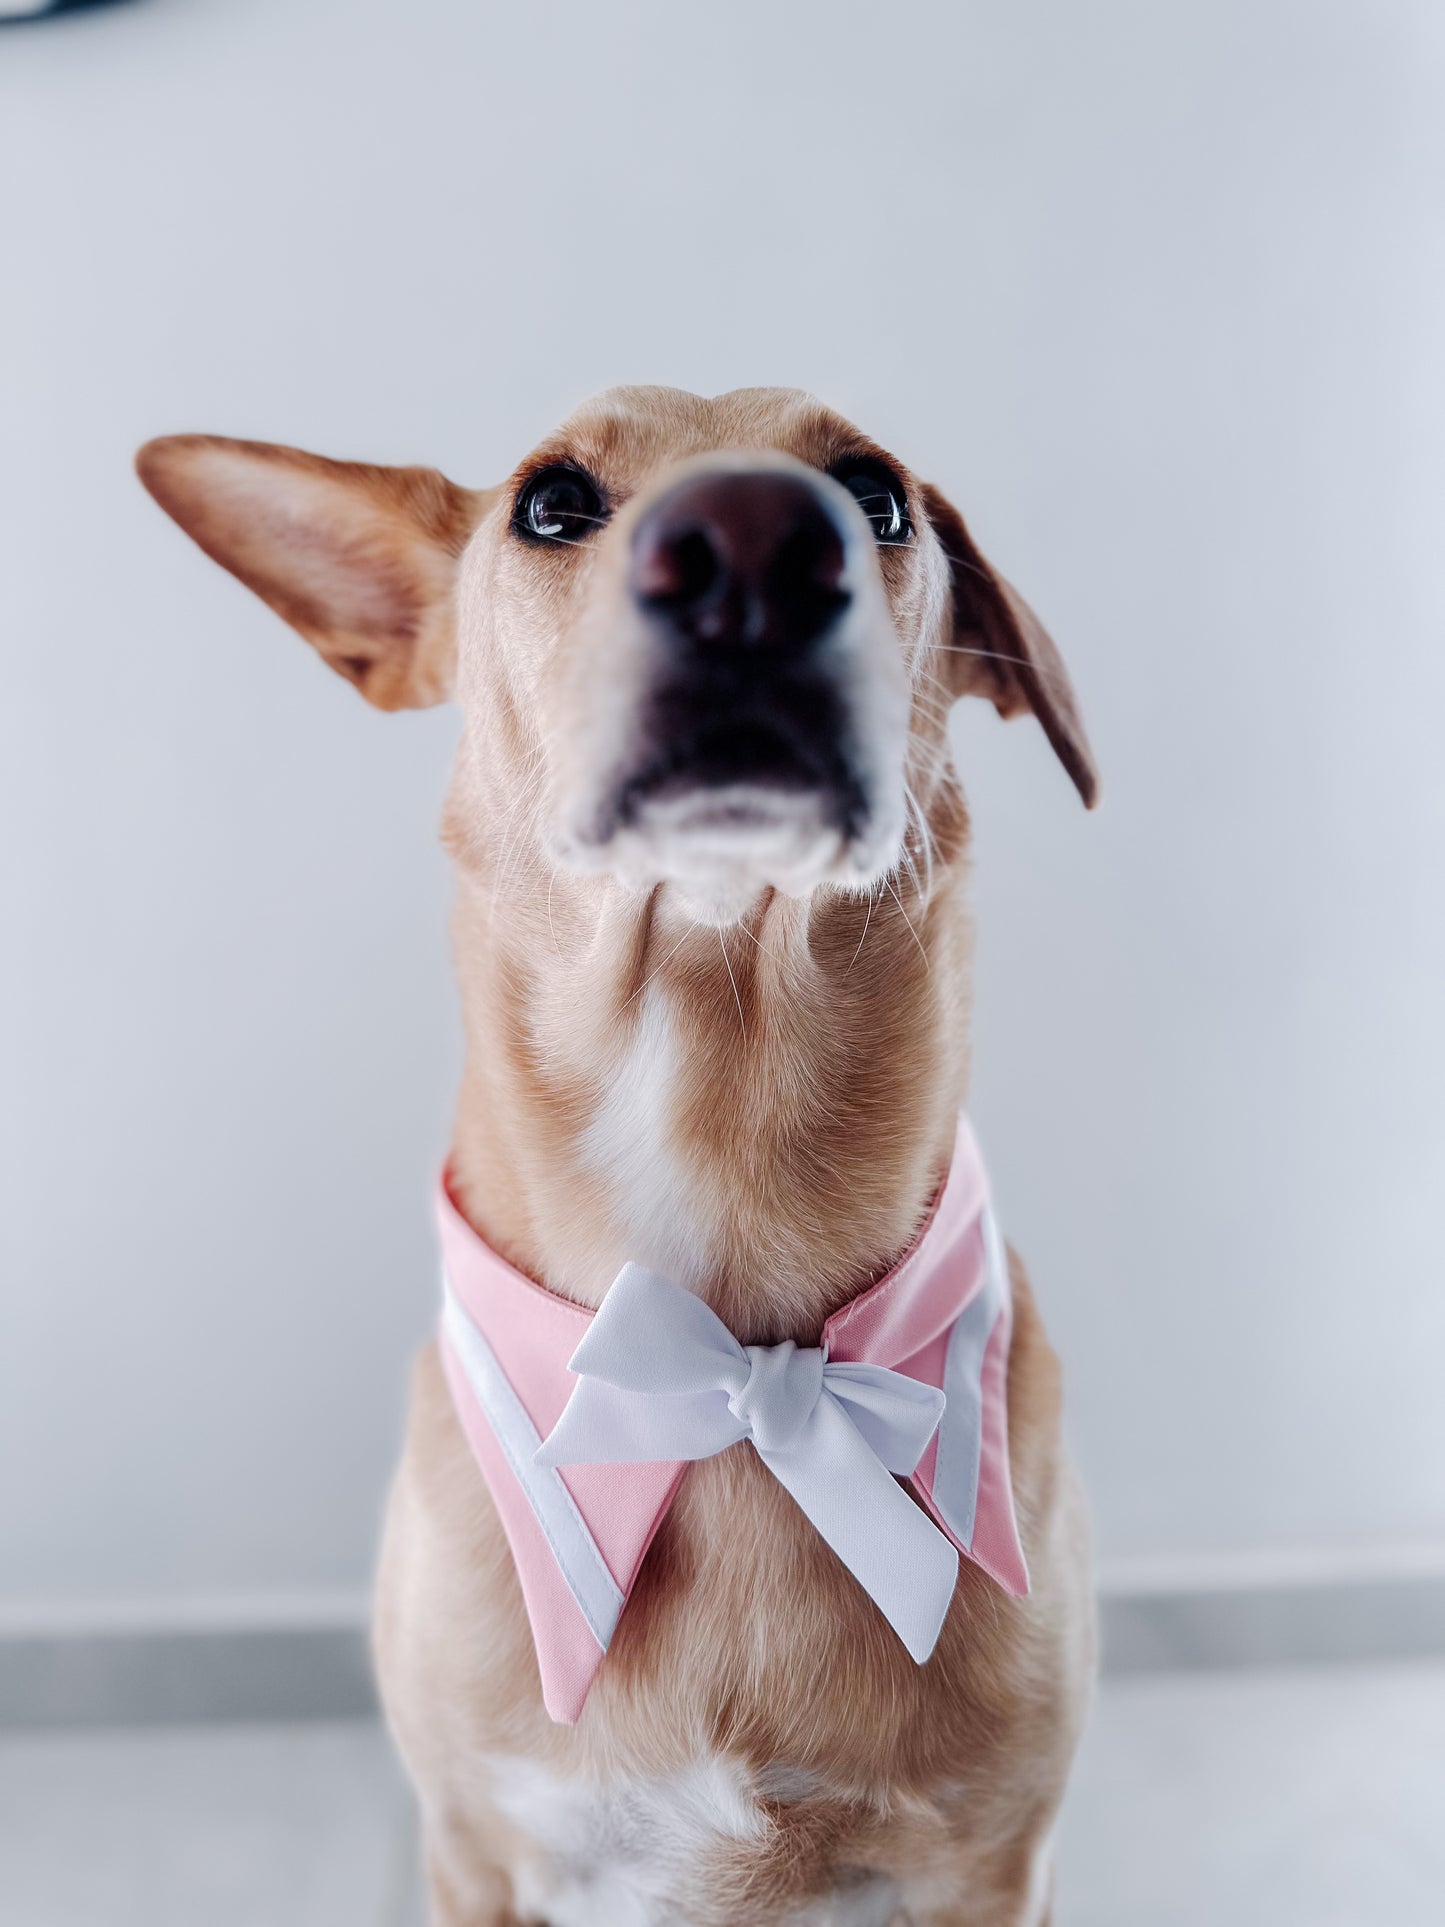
[919,482,1098,808]
[136,435,488,711]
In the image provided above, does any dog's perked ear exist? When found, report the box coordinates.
[918,482,1099,808]
[135,436,487,710]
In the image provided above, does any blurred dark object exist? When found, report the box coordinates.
[1,0,137,21]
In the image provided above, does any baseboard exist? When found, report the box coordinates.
[1100,1573,1445,1676]
[4,1563,1444,1729]
[0,1591,376,1729]
[0,1623,377,1729]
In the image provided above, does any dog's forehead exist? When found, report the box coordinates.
[518,385,892,489]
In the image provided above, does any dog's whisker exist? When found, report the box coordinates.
[884,874,930,972]
[905,757,961,805]
[909,691,959,728]
[845,888,877,975]
[910,710,963,753]
[929,641,1079,701]
[488,760,549,914]
[621,924,696,1011]
[932,545,995,582]
[718,927,746,1036]
[902,779,936,907]
[524,524,607,548]
[906,716,959,755]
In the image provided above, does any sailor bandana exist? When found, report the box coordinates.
[437,1117,1029,1724]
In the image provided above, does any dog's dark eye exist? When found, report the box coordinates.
[513,466,607,545]
[831,461,912,544]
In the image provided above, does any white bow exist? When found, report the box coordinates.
[535,1263,960,1663]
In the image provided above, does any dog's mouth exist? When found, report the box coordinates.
[560,680,898,920]
[608,688,870,842]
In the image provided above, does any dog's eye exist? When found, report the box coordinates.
[831,462,913,544]
[513,466,607,545]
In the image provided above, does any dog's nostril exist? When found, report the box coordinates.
[635,526,722,609]
[768,518,848,605]
[630,470,852,654]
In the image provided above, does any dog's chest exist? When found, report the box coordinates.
[485,1751,904,1926]
[580,985,717,1287]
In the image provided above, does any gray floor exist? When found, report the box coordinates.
[2,1662,1441,1926]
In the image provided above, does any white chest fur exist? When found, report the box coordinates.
[580,985,717,1288]
[485,1752,904,1926]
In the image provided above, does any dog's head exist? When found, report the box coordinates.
[138,387,1094,923]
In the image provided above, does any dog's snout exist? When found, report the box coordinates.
[630,471,851,654]
[564,452,907,903]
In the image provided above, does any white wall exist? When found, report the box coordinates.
[3,0,1442,1619]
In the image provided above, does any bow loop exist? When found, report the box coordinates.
[535,1261,959,1663]
[822,1361,947,1473]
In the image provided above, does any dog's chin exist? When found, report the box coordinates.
[554,780,905,927]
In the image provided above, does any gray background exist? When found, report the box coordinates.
[2,0,1442,1630]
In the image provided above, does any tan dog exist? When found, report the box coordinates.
[138,386,1098,1927]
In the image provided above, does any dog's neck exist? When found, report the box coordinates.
[444,844,974,1344]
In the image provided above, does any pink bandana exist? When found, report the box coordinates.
[437,1117,1028,1724]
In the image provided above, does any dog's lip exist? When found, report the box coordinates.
[604,717,867,840]
[628,782,835,838]
[621,724,827,811]
[578,779,854,904]
[555,752,906,901]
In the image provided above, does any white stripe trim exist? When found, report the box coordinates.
[441,1278,625,1653]
[931,1207,1008,1551]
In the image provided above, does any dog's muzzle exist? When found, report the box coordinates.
[601,468,872,841]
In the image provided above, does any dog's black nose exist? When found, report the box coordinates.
[630,471,851,654]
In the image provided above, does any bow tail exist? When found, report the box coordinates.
[762,1394,960,1664]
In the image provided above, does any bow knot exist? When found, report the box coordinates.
[728,1339,825,1452]
[535,1262,961,1663]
